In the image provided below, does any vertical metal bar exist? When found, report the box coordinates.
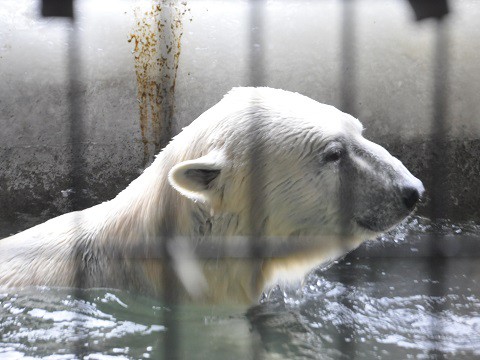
[66,14,88,360]
[248,0,266,244]
[158,3,179,360]
[405,2,450,357]
[340,0,357,116]
[161,199,180,360]
[67,18,84,214]
[41,0,84,356]
[248,0,266,359]
[338,0,356,357]
[249,0,265,87]
[428,18,449,359]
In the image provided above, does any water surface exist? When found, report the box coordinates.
[1,216,480,359]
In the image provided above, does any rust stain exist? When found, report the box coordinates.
[128,1,191,165]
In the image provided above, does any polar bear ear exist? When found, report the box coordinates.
[168,150,225,202]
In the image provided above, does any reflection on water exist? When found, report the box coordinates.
[1,216,480,359]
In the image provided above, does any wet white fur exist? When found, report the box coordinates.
[0,88,424,304]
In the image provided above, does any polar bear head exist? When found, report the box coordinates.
[168,87,424,241]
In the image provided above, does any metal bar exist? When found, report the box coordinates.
[161,201,180,360]
[158,3,180,359]
[66,16,88,360]
[41,0,83,356]
[248,0,266,269]
[340,0,357,117]
[338,0,357,356]
[248,0,267,359]
[4,233,480,261]
[404,2,451,357]
[427,18,450,359]
[249,0,265,87]
[66,22,85,213]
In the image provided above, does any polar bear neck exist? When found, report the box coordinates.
[92,144,265,301]
[98,152,201,246]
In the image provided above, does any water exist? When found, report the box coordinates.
[1,216,480,359]
[251,257,480,359]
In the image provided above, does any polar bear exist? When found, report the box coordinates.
[0,87,424,304]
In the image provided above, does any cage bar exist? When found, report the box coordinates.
[427,18,450,358]
[66,16,88,360]
[248,1,268,358]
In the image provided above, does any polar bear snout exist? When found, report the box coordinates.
[399,170,425,212]
[401,185,422,211]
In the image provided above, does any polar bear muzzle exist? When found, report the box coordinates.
[402,186,421,211]
[344,137,425,234]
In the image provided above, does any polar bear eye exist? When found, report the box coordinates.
[324,147,344,163]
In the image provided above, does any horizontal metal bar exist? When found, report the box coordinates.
[3,234,479,261]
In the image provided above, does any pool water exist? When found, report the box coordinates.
[1,216,480,359]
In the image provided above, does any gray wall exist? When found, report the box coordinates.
[1,0,479,237]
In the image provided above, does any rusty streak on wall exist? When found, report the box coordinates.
[128,1,191,165]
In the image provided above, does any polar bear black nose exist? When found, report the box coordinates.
[402,186,420,210]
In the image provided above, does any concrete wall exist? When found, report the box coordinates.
[1,0,479,237]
